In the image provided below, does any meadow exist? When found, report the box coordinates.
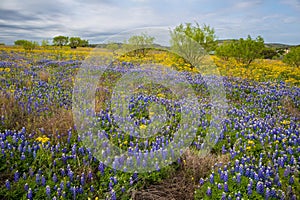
[0,45,299,200]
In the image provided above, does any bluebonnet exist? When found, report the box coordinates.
[289,175,294,184]
[23,172,27,180]
[60,181,64,190]
[206,187,212,196]
[256,181,264,195]
[199,178,204,185]
[36,173,40,184]
[46,185,51,197]
[14,170,19,182]
[5,179,10,190]
[27,188,33,200]
[52,173,57,183]
[209,173,214,184]
[41,175,46,186]
[224,182,229,192]
[24,183,29,191]
[90,185,94,193]
[217,183,222,190]
[247,183,252,196]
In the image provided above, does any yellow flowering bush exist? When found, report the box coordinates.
[212,56,300,85]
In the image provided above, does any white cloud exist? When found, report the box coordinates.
[0,0,299,45]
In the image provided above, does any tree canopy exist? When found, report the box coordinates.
[283,46,300,68]
[169,23,217,69]
[122,33,155,56]
[14,40,38,51]
[215,35,265,66]
[53,36,69,48]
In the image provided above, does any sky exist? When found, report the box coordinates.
[0,0,300,45]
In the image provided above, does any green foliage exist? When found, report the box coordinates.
[260,47,278,59]
[122,33,155,56]
[41,39,49,47]
[14,40,28,46]
[215,41,233,61]
[53,36,69,48]
[169,23,217,69]
[170,23,217,53]
[106,42,119,54]
[15,40,38,51]
[69,37,82,49]
[283,46,300,67]
[216,35,265,66]
[79,39,89,47]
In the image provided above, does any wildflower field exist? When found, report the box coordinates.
[0,45,299,200]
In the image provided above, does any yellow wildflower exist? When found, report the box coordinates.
[282,138,287,143]
[140,124,147,130]
[149,111,154,118]
[246,146,251,150]
[36,136,50,143]
[248,140,254,145]
[157,93,165,98]
[281,120,290,125]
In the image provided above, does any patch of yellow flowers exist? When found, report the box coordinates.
[35,136,50,143]
[0,68,11,72]
[212,56,300,85]
[246,140,256,150]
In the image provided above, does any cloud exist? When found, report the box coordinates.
[0,0,299,45]
[280,0,300,10]
[233,0,263,9]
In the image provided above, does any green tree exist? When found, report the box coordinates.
[106,42,119,54]
[69,37,82,49]
[41,39,49,47]
[53,36,69,48]
[170,23,217,53]
[14,40,28,46]
[79,39,89,47]
[233,35,264,66]
[260,47,278,59]
[14,40,38,51]
[283,46,300,67]
[215,41,235,61]
[216,35,264,67]
[123,33,155,56]
[170,23,217,69]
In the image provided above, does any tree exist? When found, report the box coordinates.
[69,37,82,49]
[14,40,28,46]
[79,39,89,47]
[106,42,119,54]
[283,46,300,67]
[260,48,278,59]
[170,23,217,52]
[169,23,217,68]
[14,40,38,51]
[41,39,49,47]
[215,35,264,66]
[123,33,155,56]
[215,41,235,61]
[53,36,69,48]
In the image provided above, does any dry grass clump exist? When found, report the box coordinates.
[132,149,230,200]
[281,96,300,119]
[0,90,73,139]
[38,70,50,82]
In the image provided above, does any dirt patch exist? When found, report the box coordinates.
[132,150,229,200]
